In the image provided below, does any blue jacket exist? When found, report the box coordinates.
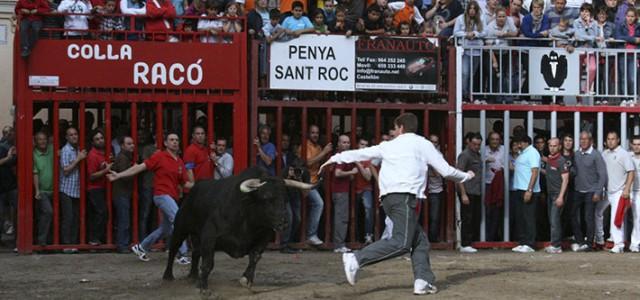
[615,22,640,46]
[520,14,550,46]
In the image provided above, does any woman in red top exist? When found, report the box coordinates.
[146,0,177,41]
[15,0,50,57]
[108,133,194,263]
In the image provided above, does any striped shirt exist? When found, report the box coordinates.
[60,143,80,198]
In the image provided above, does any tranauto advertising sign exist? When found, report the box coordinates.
[269,35,356,91]
[355,37,439,91]
[528,48,580,96]
[269,35,439,92]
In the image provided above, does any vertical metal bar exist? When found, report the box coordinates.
[275,106,283,176]
[422,110,430,232]
[374,109,381,239]
[53,102,61,245]
[527,111,534,139]
[156,103,164,150]
[597,112,604,152]
[182,102,189,150]
[207,103,214,146]
[105,102,113,246]
[635,114,640,135]
[79,102,86,245]
[574,111,580,151]
[503,110,510,242]
[349,108,357,244]
[480,110,486,242]
[300,107,308,244]
[551,111,557,138]
[16,88,34,252]
[131,102,139,244]
[324,108,332,247]
[455,46,463,248]
[622,112,628,149]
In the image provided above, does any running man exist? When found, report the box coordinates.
[320,113,474,295]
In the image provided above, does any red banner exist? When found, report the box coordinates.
[27,40,242,90]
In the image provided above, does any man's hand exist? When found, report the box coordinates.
[319,159,335,174]
[35,191,41,200]
[592,193,601,202]
[461,194,470,205]
[106,170,119,182]
[466,170,475,180]
[623,189,630,200]
[7,146,16,157]
[524,191,532,203]
[555,196,564,208]
[322,143,333,154]
[104,162,113,171]
[209,151,217,162]
[253,137,260,148]
[77,149,88,161]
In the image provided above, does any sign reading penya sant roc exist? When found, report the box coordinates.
[269,35,356,91]
[355,37,439,91]
[27,40,242,90]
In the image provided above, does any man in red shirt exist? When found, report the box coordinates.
[108,133,194,264]
[86,130,112,246]
[184,126,215,183]
[333,135,357,253]
[354,138,376,245]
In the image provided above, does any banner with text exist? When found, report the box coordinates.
[269,35,356,91]
[355,37,439,91]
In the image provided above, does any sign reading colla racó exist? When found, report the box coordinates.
[269,35,356,91]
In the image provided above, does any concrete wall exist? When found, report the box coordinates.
[0,1,16,129]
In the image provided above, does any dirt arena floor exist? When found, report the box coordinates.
[1,248,640,300]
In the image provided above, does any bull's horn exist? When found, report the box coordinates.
[240,179,266,193]
[284,179,316,190]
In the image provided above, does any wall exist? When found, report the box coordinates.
[0,0,15,129]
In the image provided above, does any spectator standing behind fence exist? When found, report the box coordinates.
[545,0,577,28]
[601,131,634,254]
[86,130,111,246]
[108,133,193,264]
[454,1,485,102]
[247,0,269,37]
[614,0,635,26]
[485,7,518,101]
[521,0,550,46]
[573,3,599,96]
[354,138,376,245]
[388,0,424,31]
[57,0,93,38]
[508,0,523,29]
[223,2,243,42]
[357,4,384,34]
[312,9,329,33]
[111,136,134,253]
[340,0,365,26]
[427,134,444,243]
[483,132,505,242]
[198,0,223,43]
[543,138,569,254]
[512,134,540,253]
[0,126,16,244]
[322,0,336,24]
[549,18,574,47]
[280,156,308,253]
[263,8,286,41]
[424,0,463,37]
[305,124,333,246]
[328,6,354,36]
[282,1,315,37]
[184,126,214,182]
[481,0,499,26]
[255,125,276,176]
[629,136,640,253]
[60,128,86,253]
[33,132,53,246]
[145,0,177,42]
[98,0,125,40]
[615,8,640,99]
[213,138,234,179]
[119,0,146,41]
[15,0,49,57]
[332,135,357,253]
[456,132,483,253]
[571,131,606,252]
[560,134,575,240]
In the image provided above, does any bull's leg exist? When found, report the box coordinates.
[188,233,201,281]
[198,227,216,296]
[239,250,262,289]
[163,211,189,281]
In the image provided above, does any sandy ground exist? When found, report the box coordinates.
[1,248,639,300]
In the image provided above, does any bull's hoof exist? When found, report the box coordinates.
[238,276,252,289]
[199,289,221,300]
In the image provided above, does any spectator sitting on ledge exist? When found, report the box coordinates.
[282,1,315,38]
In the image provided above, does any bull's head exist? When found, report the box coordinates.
[239,178,315,231]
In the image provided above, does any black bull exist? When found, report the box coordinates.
[162,167,315,295]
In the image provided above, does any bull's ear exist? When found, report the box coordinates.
[240,179,265,193]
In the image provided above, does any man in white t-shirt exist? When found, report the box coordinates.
[628,135,640,252]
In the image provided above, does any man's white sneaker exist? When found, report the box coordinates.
[576,244,590,252]
[131,244,150,262]
[414,279,438,295]
[514,245,535,253]
[334,246,351,253]
[175,255,191,265]
[630,246,640,253]
[459,246,478,253]
[342,253,359,286]
[570,243,580,252]
[306,235,324,246]
[544,246,562,254]
[511,245,523,252]
[609,246,624,254]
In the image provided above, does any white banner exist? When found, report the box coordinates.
[529,48,580,96]
[269,35,356,91]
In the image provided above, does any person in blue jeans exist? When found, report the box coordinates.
[111,136,135,253]
[354,138,376,244]
[108,133,194,264]
[305,125,333,246]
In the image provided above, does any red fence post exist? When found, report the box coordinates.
[105,102,113,246]
[53,102,61,246]
[131,102,139,244]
